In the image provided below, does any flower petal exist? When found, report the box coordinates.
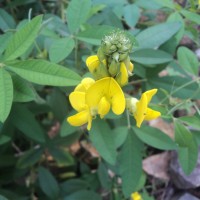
[86,55,100,73]
[75,77,95,92]
[69,91,86,111]
[115,62,128,86]
[134,94,148,128]
[98,97,111,118]
[145,108,161,120]
[86,77,125,115]
[143,89,157,104]
[67,110,89,127]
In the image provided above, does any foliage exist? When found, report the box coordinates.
[0,0,199,199]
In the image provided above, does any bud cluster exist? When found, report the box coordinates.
[86,30,134,87]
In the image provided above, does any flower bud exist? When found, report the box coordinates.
[97,47,106,62]
[119,53,128,62]
[109,60,120,76]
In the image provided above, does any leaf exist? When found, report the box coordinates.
[177,46,199,75]
[0,194,8,200]
[112,126,128,148]
[131,48,173,65]
[17,147,43,168]
[133,126,177,150]
[181,10,200,24]
[174,120,198,175]
[12,75,36,102]
[66,0,91,33]
[77,25,116,45]
[136,22,181,48]
[6,59,81,86]
[38,167,60,199]
[4,15,42,61]
[118,129,143,197]
[154,0,175,9]
[60,179,90,196]
[0,68,13,123]
[179,115,200,130]
[0,135,11,145]
[64,190,101,200]
[147,76,200,99]
[123,4,140,27]
[89,119,117,165]
[0,8,15,31]
[60,118,78,137]
[11,105,45,143]
[49,37,75,63]
[0,32,13,55]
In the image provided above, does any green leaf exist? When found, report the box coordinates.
[174,120,198,175]
[48,147,74,165]
[66,0,91,33]
[0,194,8,200]
[0,68,13,123]
[0,32,13,55]
[131,48,173,65]
[38,167,60,199]
[133,126,177,150]
[49,38,75,63]
[118,129,143,197]
[89,119,117,165]
[178,145,198,175]
[60,118,78,137]
[6,59,81,86]
[17,147,43,168]
[0,135,11,145]
[64,190,101,200]
[123,4,140,27]
[136,22,181,48]
[77,25,115,45]
[11,105,45,143]
[179,115,200,130]
[181,10,200,24]
[177,46,199,75]
[112,126,128,148]
[174,120,194,147]
[4,15,42,61]
[0,8,15,31]
[12,75,36,102]
[60,179,90,196]
[148,76,200,99]
[97,162,112,189]
[154,0,175,9]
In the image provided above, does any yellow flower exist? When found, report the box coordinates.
[127,89,161,128]
[131,192,142,200]
[86,77,125,118]
[67,78,95,130]
[86,55,108,79]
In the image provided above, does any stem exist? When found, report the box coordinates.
[128,78,147,85]
[74,38,79,68]
[126,109,131,129]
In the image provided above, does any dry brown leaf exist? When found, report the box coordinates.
[143,151,171,181]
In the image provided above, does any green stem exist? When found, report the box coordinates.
[126,109,131,129]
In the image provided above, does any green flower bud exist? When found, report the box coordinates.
[93,62,109,80]
[119,53,128,62]
[112,52,119,62]
[97,47,106,62]
[108,60,120,77]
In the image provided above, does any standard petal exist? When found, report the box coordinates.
[134,94,148,128]
[75,77,95,92]
[86,55,100,73]
[98,97,111,118]
[144,108,161,120]
[67,110,89,127]
[69,91,86,111]
[143,89,157,104]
